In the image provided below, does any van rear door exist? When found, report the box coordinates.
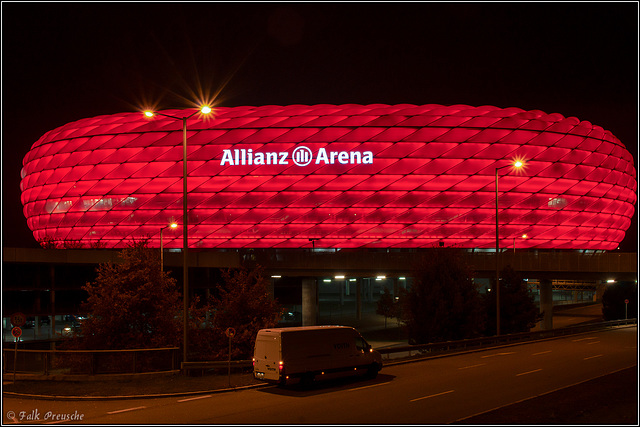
[253,332,281,382]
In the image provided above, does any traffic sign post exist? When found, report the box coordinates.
[624,299,629,320]
[11,312,26,327]
[225,327,236,387]
[11,326,22,383]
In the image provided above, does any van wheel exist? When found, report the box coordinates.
[301,373,315,386]
[365,363,380,379]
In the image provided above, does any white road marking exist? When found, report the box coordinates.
[178,395,212,402]
[480,352,515,358]
[532,350,552,356]
[587,341,600,345]
[458,363,486,370]
[572,337,598,342]
[410,389,455,402]
[584,354,603,360]
[516,368,542,376]
[107,406,147,415]
[347,382,389,392]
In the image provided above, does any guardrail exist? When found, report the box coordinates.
[376,318,637,361]
[3,347,180,376]
[181,360,252,373]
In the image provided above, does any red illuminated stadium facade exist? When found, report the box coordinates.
[20,104,637,250]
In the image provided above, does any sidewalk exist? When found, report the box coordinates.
[3,370,264,400]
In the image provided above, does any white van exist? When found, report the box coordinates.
[253,326,383,385]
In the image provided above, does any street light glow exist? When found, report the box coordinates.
[200,106,212,114]
[170,222,178,229]
[144,111,154,117]
[514,160,523,168]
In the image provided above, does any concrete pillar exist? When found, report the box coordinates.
[595,281,606,301]
[356,278,362,320]
[539,279,553,330]
[50,265,56,349]
[302,278,317,326]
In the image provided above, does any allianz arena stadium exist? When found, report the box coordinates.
[20,104,637,250]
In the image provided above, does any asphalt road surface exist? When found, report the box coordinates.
[3,326,636,424]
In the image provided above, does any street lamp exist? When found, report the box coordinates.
[495,160,524,336]
[144,106,212,368]
[513,233,528,253]
[160,222,178,272]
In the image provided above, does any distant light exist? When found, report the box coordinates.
[349,278,356,282]
[323,279,331,283]
[170,223,178,229]
[376,275,386,280]
[607,279,616,283]
[271,275,281,278]
[335,275,345,279]
[144,111,154,117]
[522,234,527,239]
[399,277,406,280]
[200,106,212,114]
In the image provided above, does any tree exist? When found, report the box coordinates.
[190,265,282,360]
[38,235,58,249]
[401,248,485,344]
[76,239,182,350]
[602,281,637,320]
[484,265,540,335]
[376,287,395,328]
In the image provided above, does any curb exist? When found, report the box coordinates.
[2,382,270,401]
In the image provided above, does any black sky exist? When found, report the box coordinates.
[2,2,638,250]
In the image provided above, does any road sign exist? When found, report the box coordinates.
[11,327,22,338]
[11,312,26,327]
[225,327,236,338]
[624,299,629,304]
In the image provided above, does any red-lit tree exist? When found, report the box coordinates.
[77,239,182,350]
[189,265,283,360]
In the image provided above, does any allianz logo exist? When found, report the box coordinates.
[220,146,374,167]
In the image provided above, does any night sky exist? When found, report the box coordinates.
[2,2,638,250]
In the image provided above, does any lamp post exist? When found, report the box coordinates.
[495,160,524,336]
[514,233,528,254]
[160,222,178,272]
[144,106,212,368]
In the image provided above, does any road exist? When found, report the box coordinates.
[3,326,636,424]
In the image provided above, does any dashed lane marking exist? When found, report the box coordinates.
[516,368,542,376]
[178,395,213,402]
[458,363,486,370]
[107,406,147,415]
[583,354,603,360]
[480,352,515,358]
[410,389,455,402]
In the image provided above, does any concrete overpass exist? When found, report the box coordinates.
[3,247,636,331]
